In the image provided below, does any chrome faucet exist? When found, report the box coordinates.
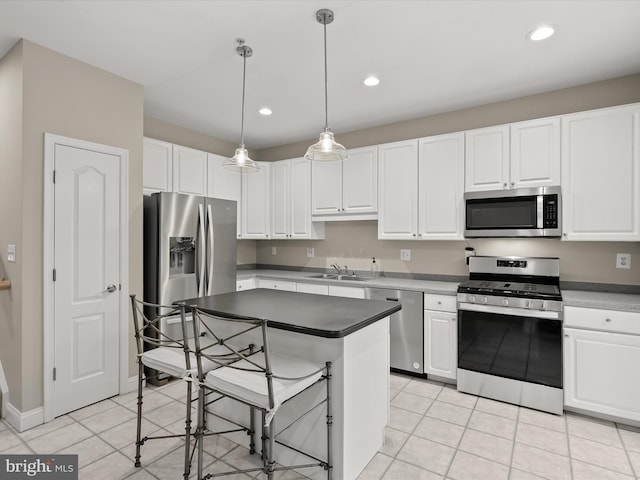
[331,263,342,275]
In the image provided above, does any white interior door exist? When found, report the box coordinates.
[53,144,121,417]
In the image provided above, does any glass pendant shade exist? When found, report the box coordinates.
[221,39,260,174]
[304,130,348,161]
[306,9,348,162]
[222,146,259,173]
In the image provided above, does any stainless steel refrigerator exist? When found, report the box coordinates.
[143,192,237,381]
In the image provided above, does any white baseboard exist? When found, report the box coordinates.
[0,361,8,419]
[124,375,139,394]
[2,375,139,432]
[4,402,45,433]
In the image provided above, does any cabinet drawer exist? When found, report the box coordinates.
[257,279,297,292]
[236,278,256,291]
[296,283,329,295]
[564,306,640,335]
[424,294,457,313]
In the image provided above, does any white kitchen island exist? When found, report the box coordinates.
[180,288,401,480]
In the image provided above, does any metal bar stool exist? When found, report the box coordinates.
[189,306,333,480]
[130,295,249,478]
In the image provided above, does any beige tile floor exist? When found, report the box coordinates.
[1,373,639,479]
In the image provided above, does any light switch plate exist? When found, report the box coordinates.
[616,253,631,269]
[307,247,314,258]
[7,244,16,263]
[400,249,411,261]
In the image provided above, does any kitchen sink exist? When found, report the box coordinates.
[306,273,369,281]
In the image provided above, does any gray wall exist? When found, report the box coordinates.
[255,74,640,286]
[0,41,25,413]
[0,40,144,412]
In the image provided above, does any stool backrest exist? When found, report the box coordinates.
[130,294,191,367]
[189,306,275,408]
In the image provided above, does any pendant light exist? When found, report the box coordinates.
[304,9,348,162]
[223,39,260,173]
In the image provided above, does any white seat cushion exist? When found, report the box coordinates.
[204,353,324,424]
[140,337,223,379]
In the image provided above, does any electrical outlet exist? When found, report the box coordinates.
[7,244,15,263]
[400,249,411,261]
[271,247,276,256]
[616,253,631,269]
[307,247,314,258]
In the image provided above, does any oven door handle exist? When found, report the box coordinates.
[458,302,562,320]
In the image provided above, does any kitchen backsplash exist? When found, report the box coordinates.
[252,221,640,287]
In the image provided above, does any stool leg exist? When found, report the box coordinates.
[249,406,256,454]
[266,420,275,480]
[183,380,192,480]
[134,361,144,467]
[197,385,205,480]
[261,411,267,463]
[326,362,333,480]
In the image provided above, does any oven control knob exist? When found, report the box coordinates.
[482,296,488,304]
[526,300,530,308]
[470,295,476,303]
[502,298,509,306]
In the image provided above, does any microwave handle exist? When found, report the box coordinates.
[537,195,543,229]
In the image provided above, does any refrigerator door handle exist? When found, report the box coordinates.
[206,203,215,295]
[196,203,206,297]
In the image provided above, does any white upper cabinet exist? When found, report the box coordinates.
[561,104,640,241]
[271,160,291,239]
[290,158,325,239]
[172,144,208,196]
[465,118,560,192]
[143,137,173,195]
[272,158,324,240]
[242,161,271,239]
[465,125,509,192]
[418,133,465,240]
[311,159,342,215]
[379,135,464,240]
[510,117,561,188]
[378,140,419,239]
[207,153,242,238]
[342,146,378,215]
[311,145,377,220]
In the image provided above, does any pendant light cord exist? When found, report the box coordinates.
[323,19,329,131]
[240,47,247,147]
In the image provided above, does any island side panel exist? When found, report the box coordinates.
[199,317,390,480]
[343,316,390,480]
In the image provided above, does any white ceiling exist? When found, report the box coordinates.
[1,0,640,149]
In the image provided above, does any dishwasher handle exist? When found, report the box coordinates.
[386,297,399,302]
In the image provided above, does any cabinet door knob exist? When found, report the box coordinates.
[412,233,416,237]
[605,318,612,322]
[503,183,507,188]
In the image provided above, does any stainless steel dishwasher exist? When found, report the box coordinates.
[365,287,424,374]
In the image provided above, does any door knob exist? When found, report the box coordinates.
[103,284,117,293]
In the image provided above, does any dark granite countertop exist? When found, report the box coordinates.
[178,288,402,339]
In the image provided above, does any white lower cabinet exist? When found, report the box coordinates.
[236,278,256,291]
[257,279,297,292]
[564,306,640,422]
[296,283,329,295]
[423,294,457,381]
[328,285,365,299]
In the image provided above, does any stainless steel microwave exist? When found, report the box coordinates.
[464,186,561,238]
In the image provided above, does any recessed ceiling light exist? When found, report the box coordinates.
[259,107,272,116]
[528,25,555,41]
[363,76,380,87]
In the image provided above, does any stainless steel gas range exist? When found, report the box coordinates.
[456,256,563,415]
